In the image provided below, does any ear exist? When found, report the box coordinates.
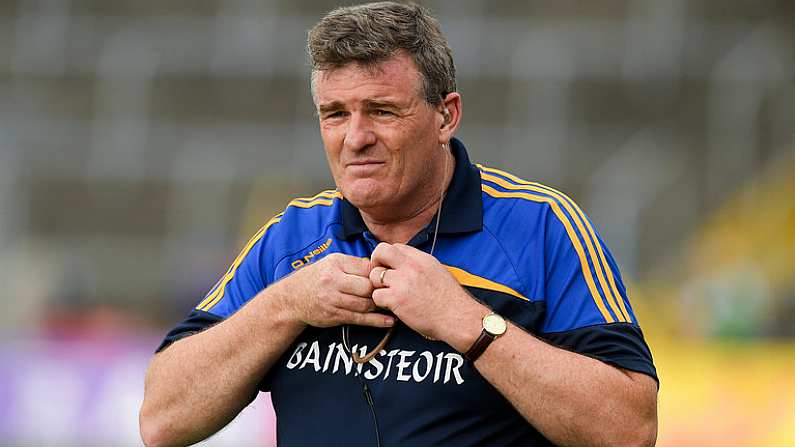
[438,92,462,145]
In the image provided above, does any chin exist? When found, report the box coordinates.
[341,179,389,209]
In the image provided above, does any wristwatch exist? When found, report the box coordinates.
[463,312,507,362]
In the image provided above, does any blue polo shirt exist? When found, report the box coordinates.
[158,138,657,446]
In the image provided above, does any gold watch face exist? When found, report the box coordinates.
[483,313,507,336]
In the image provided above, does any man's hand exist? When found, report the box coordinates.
[368,243,483,345]
[278,253,395,329]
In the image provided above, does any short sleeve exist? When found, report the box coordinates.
[539,204,657,383]
[156,216,280,353]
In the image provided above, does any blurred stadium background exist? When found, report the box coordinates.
[1,0,793,445]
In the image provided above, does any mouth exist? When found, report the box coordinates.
[346,160,385,174]
[347,160,384,166]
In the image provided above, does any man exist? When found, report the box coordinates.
[140,3,658,446]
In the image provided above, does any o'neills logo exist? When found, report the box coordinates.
[292,238,333,269]
[285,339,466,385]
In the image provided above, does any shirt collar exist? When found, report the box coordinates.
[340,137,483,240]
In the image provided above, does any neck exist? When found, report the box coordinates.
[360,149,453,244]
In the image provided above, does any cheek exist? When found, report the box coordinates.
[320,129,343,161]
[321,146,344,185]
[384,151,407,183]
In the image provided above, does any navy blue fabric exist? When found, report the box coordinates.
[270,321,552,447]
[542,323,658,385]
[156,309,222,353]
[157,138,657,446]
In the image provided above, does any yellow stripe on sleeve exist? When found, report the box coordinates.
[480,171,627,323]
[197,214,282,312]
[197,190,343,313]
[480,183,616,323]
[196,221,275,311]
[444,265,529,302]
[479,166,632,323]
[528,183,631,323]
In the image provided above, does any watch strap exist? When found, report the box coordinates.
[463,330,495,362]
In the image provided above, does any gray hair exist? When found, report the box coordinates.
[307,2,456,105]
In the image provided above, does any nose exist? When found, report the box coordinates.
[343,112,377,152]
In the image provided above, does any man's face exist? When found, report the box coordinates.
[313,53,444,214]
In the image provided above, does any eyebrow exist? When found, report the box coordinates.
[317,101,345,114]
[317,98,404,114]
[362,99,401,109]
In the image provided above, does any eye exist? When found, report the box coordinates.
[374,109,394,117]
[323,111,347,120]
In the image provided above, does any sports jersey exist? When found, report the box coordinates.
[158,138,657,446]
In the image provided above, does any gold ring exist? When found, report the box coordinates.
[379,268,388,287]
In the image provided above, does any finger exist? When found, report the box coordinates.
[371,288,393,310]
[390,243,423,255]
[368,266,390,288]
[370,242,406,269]
[337,274,375,298]
[391,243,435,264]
[340,309,395,328]
[336,294,377,313]
[338,255,372,277]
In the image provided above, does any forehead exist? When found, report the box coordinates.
[312,53,423,105]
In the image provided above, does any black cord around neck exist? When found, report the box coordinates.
[342,325,383,447]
